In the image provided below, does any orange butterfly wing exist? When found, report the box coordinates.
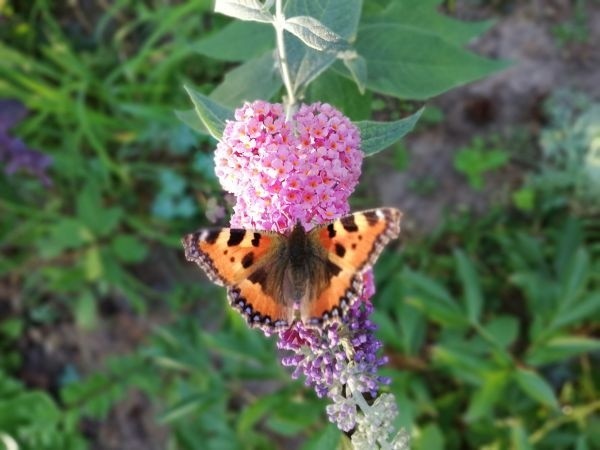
[182,228,293,330]
[303,208,402,325]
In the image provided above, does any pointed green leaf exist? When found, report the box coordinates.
[356,23,508,100]
[195,21,274,62]
[526,336,600,366]
[75,291,97,330]
[111,235,148,263]
[454,249,483,324]
[284,16,349,52]
[342,53,367,94]
[159,393,209,424]
[300,424,340,450]
[484,316,519,348]
[559,248,590,309]
[214,0,273,23]
[210,52,281,108]
[175,109,209,135]
[356,108,423,156]
[415,423,444,450]
[306,71,371,120]
[363,0,494,46]
[552,292,600,332]
[464,371,509,422]
[284,0,361,92]
[511,424,534,450]
[184,85,234,140]
[514,368,559,409]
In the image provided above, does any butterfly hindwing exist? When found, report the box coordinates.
[303,208,402,325]
[182,228,292,329]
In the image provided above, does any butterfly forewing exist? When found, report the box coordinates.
[182,227,293,329]
[302,208,402,325]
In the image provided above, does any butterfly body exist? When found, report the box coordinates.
[183,208,402,331]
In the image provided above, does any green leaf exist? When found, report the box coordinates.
[284,0,361,92]
[363,0,494,46]
[551,292,600,332]
[84,246,103,281]
[403,269,467,328]
[432,345,488,383]
[307,70,372,120]
[512,187,536,211]
[77,183,123,236]
[511,424,534,450]
[75,291,97,330]
[300,424,340,450]
[41,218,91,258]
[266,401,320,437]
[195,21,274,61]
[464,371,509,422]
[513,368,559,409]
[342,53,367,94]
[356,23,507,100]
[111,235,148,263]
[159,393,209,424]
[184,85,234,140]
[356,108,424,156]
[454,249,483,324]
[453,147,509,190]
[237,394,282,436]
[175,109,210,135]
[484,316,519,348]
[214,0,273,23]
[415,423,444,450]
[559,248,589,310]
[284,16,349,52]
[526,336,600,366]
[210,52,281,108]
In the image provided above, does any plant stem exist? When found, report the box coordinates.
[274,0,296,118]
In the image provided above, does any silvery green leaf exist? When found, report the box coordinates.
[183,85,234,140]
[284,16,349,52]
[284,0,361,93]
[214,0,273,23]
[175,109,209,135]
[356,108,424,156]
[340,51,366,94]
[210,52,281,107]
[195,21,273,62]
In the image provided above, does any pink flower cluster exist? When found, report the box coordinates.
[214,100,362,231]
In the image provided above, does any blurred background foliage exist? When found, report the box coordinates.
[0,1,599,450]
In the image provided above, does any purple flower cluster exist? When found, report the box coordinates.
[213,101,407,446]
[0,99,52,186]
[278,287,390,431]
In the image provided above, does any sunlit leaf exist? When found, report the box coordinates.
[356,108,423,156]
[514,368,559,409]
[214,0,273,23]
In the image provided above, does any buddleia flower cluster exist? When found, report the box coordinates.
[214,100,409,449]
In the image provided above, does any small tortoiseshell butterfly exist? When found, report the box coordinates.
[182,208,402,331]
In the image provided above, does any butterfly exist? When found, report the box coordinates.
[182,208,402,331]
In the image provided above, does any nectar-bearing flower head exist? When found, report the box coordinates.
[214,100,362,231]
[184,100,409,449]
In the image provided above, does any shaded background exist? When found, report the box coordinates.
[1,1,599,449]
